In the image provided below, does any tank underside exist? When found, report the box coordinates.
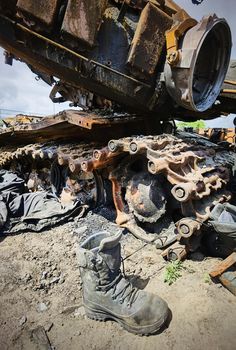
[0,0,235,119]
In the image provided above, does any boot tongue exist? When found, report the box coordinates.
[95,232,122,287]
[97,242,122,276]
[98,231,122,252]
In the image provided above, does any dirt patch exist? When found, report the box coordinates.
[0,211,236,350]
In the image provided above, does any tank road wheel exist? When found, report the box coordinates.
[109,156,177,247]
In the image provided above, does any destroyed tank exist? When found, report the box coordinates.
[0,0,236,258]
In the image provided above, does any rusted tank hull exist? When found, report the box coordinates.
[0,0,232,118]
[0,110,147,145]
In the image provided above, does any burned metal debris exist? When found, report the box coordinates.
[1,124,235,256]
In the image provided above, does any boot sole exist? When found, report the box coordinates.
[84,305,168,336]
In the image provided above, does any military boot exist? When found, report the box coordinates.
[77,231,170,335]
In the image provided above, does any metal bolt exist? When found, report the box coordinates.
[167,250,178,262]
[81,162,87,171]
[93,151,100,159]
[167,51,179,65]
[148,161,156,173]
[180,224,190,235]
[130,142,138,153]
[175,188,185,199]
[69,163,76,173]
[108,141,117,152]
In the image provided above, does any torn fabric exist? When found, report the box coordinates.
[0,170,87,234]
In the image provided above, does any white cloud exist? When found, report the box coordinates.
[0,49,69,117]
[178,0,236,58]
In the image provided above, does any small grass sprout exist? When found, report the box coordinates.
[164,260,183,285]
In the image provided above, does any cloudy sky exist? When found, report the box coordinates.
[0,0,235,126]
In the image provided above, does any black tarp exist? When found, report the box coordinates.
[0,170,86,234]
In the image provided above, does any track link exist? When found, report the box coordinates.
[0,132,235,254]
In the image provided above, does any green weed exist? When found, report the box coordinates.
[203,273,211,284]
[164,260,183,285]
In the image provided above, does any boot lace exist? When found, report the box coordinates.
[96,261,138,307]
[110,273,138,307]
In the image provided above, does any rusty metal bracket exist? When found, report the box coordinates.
[222,80,236,94]
[166,9,197,66]
[161,241,188,261]
[176,218,201,238]
[224,80,236,86]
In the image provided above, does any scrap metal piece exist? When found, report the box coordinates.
[166,9,197,66]
[161,241,188,261]
[176,218,201,238]
[0,110,145,146]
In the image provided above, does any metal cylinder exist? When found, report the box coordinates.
[171,182,194,202]
[164,14,232,112]
[177,218,201,238]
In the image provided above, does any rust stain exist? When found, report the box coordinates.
[17,0,59,27]
[62,0,108,46]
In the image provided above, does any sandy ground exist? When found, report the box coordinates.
[0,211,236,350]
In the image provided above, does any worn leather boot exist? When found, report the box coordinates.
[77,231,170,335]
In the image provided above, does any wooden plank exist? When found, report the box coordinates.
[209,253,236,278]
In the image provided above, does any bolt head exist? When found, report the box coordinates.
[180,224,190,235]
[175,188,185,199]
[108,141,117,152]
[148,161,156,173]
[130,142,138,153]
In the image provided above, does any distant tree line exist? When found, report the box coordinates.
[177,120,206,130]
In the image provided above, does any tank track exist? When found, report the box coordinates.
[0,132,235,256]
